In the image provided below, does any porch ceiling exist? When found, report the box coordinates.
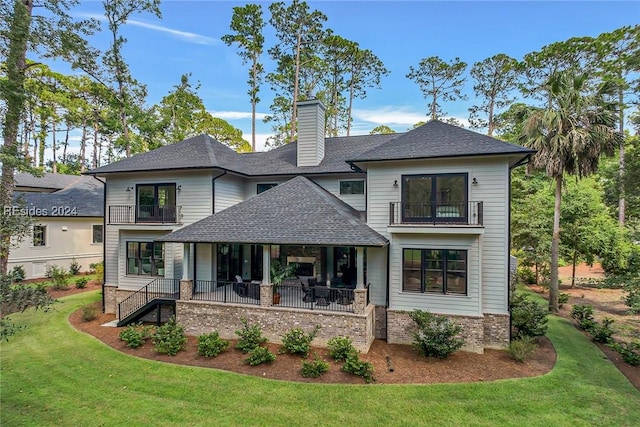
[157,176,388,247]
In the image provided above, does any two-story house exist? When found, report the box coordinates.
[9,173,104,279]
[86,99,533,353]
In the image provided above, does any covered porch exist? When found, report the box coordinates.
[157,176,388,351]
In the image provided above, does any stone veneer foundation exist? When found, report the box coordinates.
[106,282,509,353]
[385,310,510,354]
[176,301,376,352]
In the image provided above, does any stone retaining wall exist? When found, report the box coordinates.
[386,310,510,354]
[176,300,376,352]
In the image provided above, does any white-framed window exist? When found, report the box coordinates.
[92,224,104,244]
[33,225,46,247]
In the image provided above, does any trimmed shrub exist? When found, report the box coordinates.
[341,352,375,383]
[409,310,464,359]
[609,341,640,366]
[235,318,267,354]
[9,265,25,283]
[69,259,81,276]
[558,293,570,308]
[301,353,329,378]
[280,325,320,357]
[81,303,99,322]
[197,331,229,358]
[508,336,538,363]
[75,277,89,289]
[510,293,548,339]
[570,304,596,331]
[245,346,276,366]
[622,276,640,314]
[48,265,70,290]
[590,317,615,344]
[517,266,536,285]
[327,336,355,362]
[119,324,153,348]
[152,317,186,356]
[90,262,104,285]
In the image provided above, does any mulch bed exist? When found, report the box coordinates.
[70,299,556,385]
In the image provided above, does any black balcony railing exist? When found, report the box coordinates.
[192,280,261,305]
[108,205,182,224]
[389,201,483,226]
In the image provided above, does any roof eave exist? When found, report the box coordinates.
[347,149,537,165]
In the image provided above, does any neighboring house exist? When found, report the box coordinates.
[8,173,104,279]
[86,99,533,353]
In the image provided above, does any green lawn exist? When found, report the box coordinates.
[1,291,639,427]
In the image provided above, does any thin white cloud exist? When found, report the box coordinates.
[209,110,269,121]
[78,12,218,46]
[242,133,271,152]
[352,107,427,126]
[353,107,471,129]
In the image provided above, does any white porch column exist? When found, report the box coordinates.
[356,246,365,289]
[182,243,190,280]
[212,243,218,282]
[262,245,271,284]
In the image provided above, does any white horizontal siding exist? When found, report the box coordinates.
[195,243,213,281]
[104,171,213,226]
[215,174,245,213]
[117,230,179,291]
[365,157,511,316]
[366,246,387,305]
[313,175,366,211]
[388,234,481,316]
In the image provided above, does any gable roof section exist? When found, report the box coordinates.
[348,120,534,164]
[14,175,104,217]
[159,176,388,247]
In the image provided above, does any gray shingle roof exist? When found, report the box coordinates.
[348,120,534,163]
[15,172,82,191]
[158,176,388,247]
[85,133,397,176]
[86,134,243,175]
[13,175,104,217]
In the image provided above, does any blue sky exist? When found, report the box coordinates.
[43,1,639,154]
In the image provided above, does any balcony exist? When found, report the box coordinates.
[389,201,483,226]
[108,205,182,224]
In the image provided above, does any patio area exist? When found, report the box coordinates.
[191,280,359,313]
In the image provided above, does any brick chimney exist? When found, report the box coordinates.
[296,99,325,167]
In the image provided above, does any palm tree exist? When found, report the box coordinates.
[520,71,622,312]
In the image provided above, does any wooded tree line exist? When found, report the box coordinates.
[0,0,639,311]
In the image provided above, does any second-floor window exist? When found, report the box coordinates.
[127,242,164,276]
[340,180,365,195]
[137,183,176,222]
[257,183,277,194]
[402,173,467,222]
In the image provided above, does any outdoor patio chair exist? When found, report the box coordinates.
[314,286,330,306]
[301,281,315,303]
[247,281,261,300]
[233,275,247,297]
